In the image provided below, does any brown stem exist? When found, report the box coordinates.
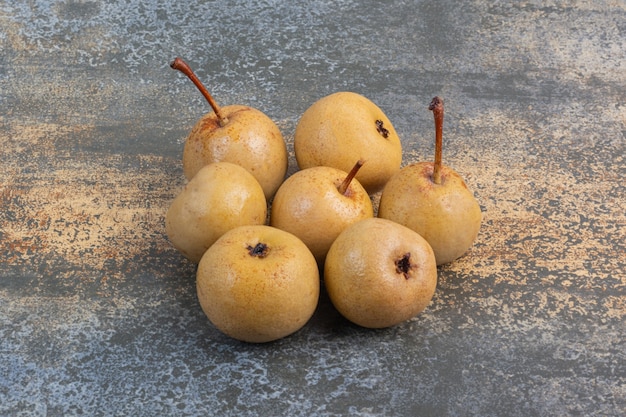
[428,96,444,185]
[170,57,229,126]
[338,159,365,195]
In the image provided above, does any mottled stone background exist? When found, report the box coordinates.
[1,1,624,416]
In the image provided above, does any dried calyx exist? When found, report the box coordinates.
[395,252,413,279]
[247,242,269,258]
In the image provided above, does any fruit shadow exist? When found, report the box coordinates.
[305,278,389,340]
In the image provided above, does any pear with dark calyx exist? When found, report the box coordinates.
[378,97,481,265]
[294,91,402,194]
[324,217,437,329]
[270,160,373,264]
[197,225,320,343]
[170,57,288,199]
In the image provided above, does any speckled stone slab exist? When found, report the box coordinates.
[1,1,624,416]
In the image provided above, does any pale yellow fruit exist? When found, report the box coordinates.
[197,225,320,343]
[165,162,267,263]
[270,164,373,264]
[294,91,402,194]
[324,218,437,329]
[378,162,482,265]
[183,104,288,199]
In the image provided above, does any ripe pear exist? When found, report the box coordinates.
[171,57,288,199]
[197,225,320,343]
[378,97,482,265]
[324,218,437,329]
[270,160,373,264]
[165,162,267,263]
[294,91,402,194]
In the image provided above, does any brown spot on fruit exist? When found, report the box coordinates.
[395,252,413,279]
[375,119,389,138]
[199,116,220,132]
[248,242,269,258]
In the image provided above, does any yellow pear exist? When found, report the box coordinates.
[324,218,437,329]
[171,57,288,199]
[294,91,402,194]
[270,160,373,264]
[378,97,482,265]
[165,162,267,263]
[197,225,320,343]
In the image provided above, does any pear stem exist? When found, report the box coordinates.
[429,96,444,185]
[338,160,365,195]
[170,57,229,126]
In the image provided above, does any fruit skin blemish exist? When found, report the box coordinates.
[294,91,402,194]
[324,218,437,329]
[247,242,269,258]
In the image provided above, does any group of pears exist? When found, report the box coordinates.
[165,57,482,343]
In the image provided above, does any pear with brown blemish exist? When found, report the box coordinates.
[170,57,288,199]
[294,91,402,194]
[378,97,482,265]
[324,217,437,328]
[197,225,320,343]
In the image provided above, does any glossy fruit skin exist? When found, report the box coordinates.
[294,92,402,194]
[165,162,267,263]
[324,218,437,329]
[378,162,482,265]
[197,225,320,343]
[270,166,374,264]
[183,105,288,199]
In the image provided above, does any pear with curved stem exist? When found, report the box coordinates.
[170,57,288,199]
[270,160,373,264]
[378,97,482,265]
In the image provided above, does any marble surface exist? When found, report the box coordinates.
[1,1,624,416]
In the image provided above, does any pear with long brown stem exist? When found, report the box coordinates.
[170,57,288,199]
[378,97,482,265]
